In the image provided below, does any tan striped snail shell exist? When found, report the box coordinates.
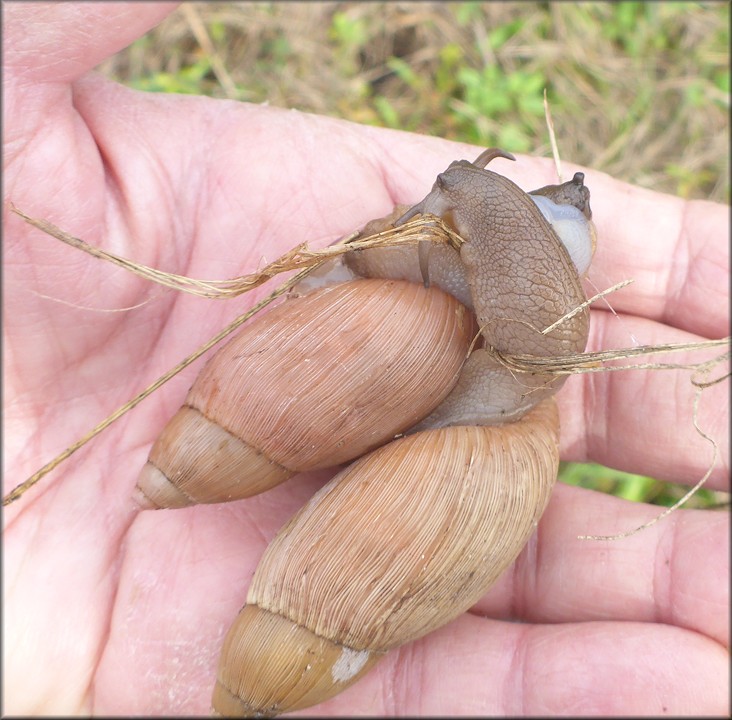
[212,399,560,716]
[134,280,475,508]
[133,149,597,716]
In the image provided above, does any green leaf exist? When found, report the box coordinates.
[373,96,400,128]
[329,11,368,47]
[714,69,729,94]
[497,124,531,153]
[387,57,421,89]
[455,1,483,26]
[488,18,525,51]
[615,474,657,503]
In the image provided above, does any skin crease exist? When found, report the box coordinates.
[2,2,729,716]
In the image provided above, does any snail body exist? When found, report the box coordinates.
[394,148,589,360]
[346,150,594,427]
[299,170,595,302]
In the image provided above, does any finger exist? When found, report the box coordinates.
[302,614,729,716]
[4,2,179,84]
[367,129,729,339]
[93,471,334,715]
[95,474,728,714]
[556,309,729,489]
[576,172,727,341]
[64,81,730,346]
[65,78,731,347]
[474,482,729,647]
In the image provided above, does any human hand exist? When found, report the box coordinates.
[4,2,728,716]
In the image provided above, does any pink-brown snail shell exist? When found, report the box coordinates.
[134,279,475,508]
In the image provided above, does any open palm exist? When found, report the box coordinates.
[4,3,728,716]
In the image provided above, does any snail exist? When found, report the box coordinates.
[134,152,594,508]
[134,148,596,715]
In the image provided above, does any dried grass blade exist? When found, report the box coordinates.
[579,363,724,541]
[493,339,730,375]
[544,88,563,182]
[11,205,461,299]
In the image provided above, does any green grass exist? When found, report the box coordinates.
[96,2,729,509]
[560,463,729,510]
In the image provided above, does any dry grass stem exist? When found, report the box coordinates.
[541,279,634,336]
[544,88,563,182]
[29,288,161,313]
[10,205,462,300]
[179,3,239,99]
[491,341,730,376]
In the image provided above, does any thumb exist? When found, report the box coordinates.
[4,2,179,84]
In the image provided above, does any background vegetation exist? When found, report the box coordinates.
[98,1,729,508]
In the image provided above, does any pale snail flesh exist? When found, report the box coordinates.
[131,148,594,716]
[529,171,596,276]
